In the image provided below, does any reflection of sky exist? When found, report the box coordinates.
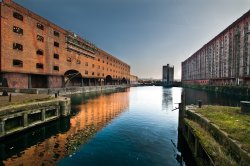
[58,87,183,166]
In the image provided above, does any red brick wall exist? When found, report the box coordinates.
[0,0,131,84]
[3,72,28,88]
[48,75,63,88]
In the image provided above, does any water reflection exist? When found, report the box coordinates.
[1,90,129,165]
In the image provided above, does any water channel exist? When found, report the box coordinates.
[0,86,244,166]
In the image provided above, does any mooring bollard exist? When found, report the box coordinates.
[240,101,250,114]
[197,100,202,108]
[2,90,8,96]
[9,94,11,102]
[55,93,58,98]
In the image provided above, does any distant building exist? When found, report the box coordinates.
[162,64,174,86]
[130,75,138,85]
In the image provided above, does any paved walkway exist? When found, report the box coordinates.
[0,92,51,107]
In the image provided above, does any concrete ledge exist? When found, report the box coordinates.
[185,108,250,165]
[0,97,70,139]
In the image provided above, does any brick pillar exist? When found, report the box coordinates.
[28,74,32,88]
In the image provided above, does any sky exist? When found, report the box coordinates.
[14,0,250,79]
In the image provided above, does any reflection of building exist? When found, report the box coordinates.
[3,91,129,166]
[162,64,174,86]
[182,10,250,86]
[0,0,130,88]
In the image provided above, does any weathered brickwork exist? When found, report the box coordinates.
[182,10,250,86]
[0,0,131,88]
[2,73,29,88]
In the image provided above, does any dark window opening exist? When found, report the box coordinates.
[92,72,95,76]
[37,23,44,30]
[13,12,23,21]
[36,63,44,69]
[13,26,23,35]
[37,35,44,42]
[77,60,81,64]
[85,62,88,66]
[53,66,59,71]
[13,59,23,67]
[36,49,44,55]
[85,71,88,75]
[67,57,71,62]
[54,31,60,37]
[54,42,59,47]
[54,53,59,59]
[92,64,95,68]
[13,43,23,51]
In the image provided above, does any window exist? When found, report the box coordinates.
[36,49,44,55]
[92,64,95,68]
[98,58,100,61]
[97,73,100,76]
[54,31,60,37]
[13,59,23,67]
[13,12,23,21]
[77,60,81,64]
[37,35,44,42]
[85,62,88,66]
[67,57,71,62]
[92,72,95,76]
[53,66,59,71]
[13,26,23,35]
[13,43,23,51]
[85,70,88,75]
[54,42,59,47]
[54,53,59,59]
[102,73,104,76]
[37,23,44,30]
[98,65,100,69]
[36,63,43,69]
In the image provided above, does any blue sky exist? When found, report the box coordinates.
[14,0,250,79]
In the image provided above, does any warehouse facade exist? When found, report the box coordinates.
[182,10,250,86]
[0,0,131,88]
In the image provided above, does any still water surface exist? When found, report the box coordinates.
[0,87,242,166]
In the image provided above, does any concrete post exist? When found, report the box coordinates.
[0,120,5,136]
[42,109,46,121]
[178,103,184,131]
[59,98,71,117]
[23,113,28,127]
[81,78,84,87]
[194,138,198,157]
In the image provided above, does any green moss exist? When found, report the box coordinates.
[186,119,237,166]
[194,105,250,153]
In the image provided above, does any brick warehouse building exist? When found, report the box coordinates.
[182,10,250,86]
[0,0,131,89]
